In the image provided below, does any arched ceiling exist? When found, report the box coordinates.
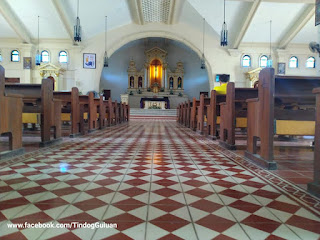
[0,0,317,49]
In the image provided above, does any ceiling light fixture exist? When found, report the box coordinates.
[104,16,108,68]
[35,16,41,66]
[220,0,228,46]
[74,0,81,42]
[201,18,206,69]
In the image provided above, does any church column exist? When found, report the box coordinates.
[164,68,167,89]
[161,68,164,88]
[144,68,147,89]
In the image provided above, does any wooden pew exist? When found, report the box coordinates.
[190,98,200,131]
[107,98,115,126]
[308,87,320,197]
[245,68,320,170]
[219,83,258,149]
[196,94,211,135]
[185,100,191,128]
[0,65,24,158]
[54,87,82,137]
[206,90,226,139]
[5,78,62,147]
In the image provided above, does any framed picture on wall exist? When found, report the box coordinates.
[316,0,320,26]
[83,53,96,69]
[278,63,286,75]
[23,57,32,69]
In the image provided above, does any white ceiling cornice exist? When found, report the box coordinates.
[127,0,144,25]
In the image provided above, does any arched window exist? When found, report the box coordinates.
[306,56,315,68]
[259,55,268,68]
[41,50,50,63]
[289,56,298,68]
[242,55,251,67]
[59,51,68,63]
[11,50,20,62]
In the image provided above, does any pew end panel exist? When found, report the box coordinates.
[308,87,320,197]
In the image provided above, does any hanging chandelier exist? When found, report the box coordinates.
[104,16,108,67]
[201,18,206,69]
[35,16,41,66]
[220,0,228,46]
[74,0,81,42]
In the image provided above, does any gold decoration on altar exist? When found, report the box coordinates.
[246,67,262,88]
[37,63,65,90]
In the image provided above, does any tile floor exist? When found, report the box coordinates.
[0,119,320,239]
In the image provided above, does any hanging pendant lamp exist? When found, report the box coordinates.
[220,0,228,46]
[104,16,109,67]
[267,20,273,67]
[201,18,206,69]
[35,16,41,66]
[74,0,82,42]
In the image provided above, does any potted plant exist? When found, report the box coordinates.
[147,87,151,92]
[129,91,133,95]
[160,87,164,92]
[170,90,174,95]
[178,92,183,97]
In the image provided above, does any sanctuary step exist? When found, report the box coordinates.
[130,108,177,120]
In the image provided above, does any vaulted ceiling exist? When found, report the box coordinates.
[0,0,317,49]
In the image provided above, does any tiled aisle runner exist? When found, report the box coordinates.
[0,119,320,240]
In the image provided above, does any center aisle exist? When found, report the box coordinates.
[0,119,320,240]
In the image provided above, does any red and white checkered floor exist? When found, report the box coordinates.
[0,120,320,239]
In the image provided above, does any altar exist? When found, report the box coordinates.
[140,97,170,109]
[144,101,166,109]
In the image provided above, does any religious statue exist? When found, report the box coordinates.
[138,76,142,88]
[130,76,134,88]
[169,77,173,89]
[178,77,182,89]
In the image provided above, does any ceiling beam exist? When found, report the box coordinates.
[0,0,32,43]
[51,0,75,44]
[278,4,315,49]
[232,0,261,49]
[168,0,185,24]
[127,0,144,25]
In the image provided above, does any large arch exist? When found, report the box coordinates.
[102,30,213,88]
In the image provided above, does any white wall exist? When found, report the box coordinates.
[0,23,318,94]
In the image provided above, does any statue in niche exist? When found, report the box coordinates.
[130,76,134,88]
[169,77,174,89]
[138,76,142,88]
[178,77,182,89]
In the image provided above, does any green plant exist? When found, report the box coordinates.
[137,89,142,94]
[178,92,183,97]
[160,87,164,92]
[149,105,161,109]
[129,91,133,95]
[147,87,151,92]
[170,90,174,95]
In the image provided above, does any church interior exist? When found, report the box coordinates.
[1,0,320,239]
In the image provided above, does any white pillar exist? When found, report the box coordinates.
[161,68,164,88]
[144,68,147,88]
[147,67,149,88]
[164,69,167,89]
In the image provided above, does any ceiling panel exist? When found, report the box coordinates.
[64,0,132,40]
[7,0,69,39]
[242,2,306,43]
[0,13,18,38]
[291,15,318,44]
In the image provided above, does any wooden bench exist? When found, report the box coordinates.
[219,83,258,149]
[206,90,226,139]
[0,65,24,158]
[196,94,211,135]
[245,68,320,169]
[308,87,320,197]
[54,87,83,137]
[5,78,62,147]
